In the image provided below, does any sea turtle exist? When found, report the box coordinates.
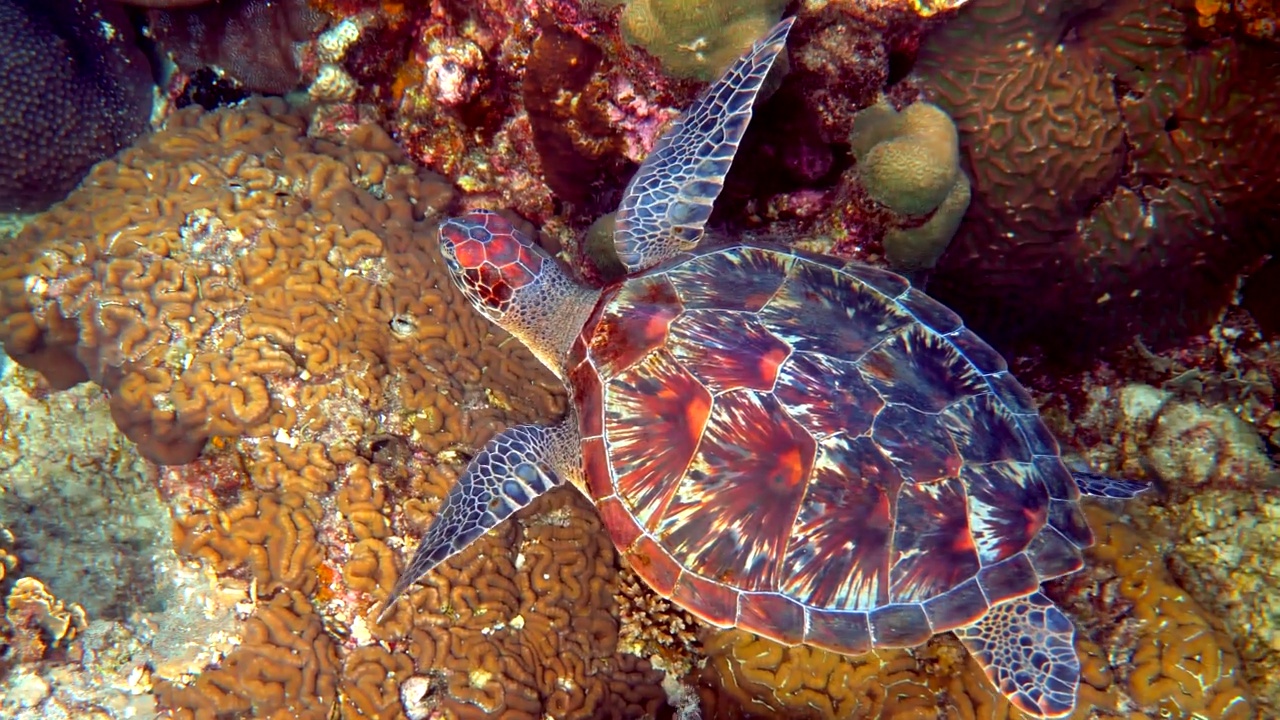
[378,17,1146,718]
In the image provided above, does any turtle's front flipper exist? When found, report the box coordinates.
[1071,471,1149,499]
[612,17,795,273]
[954,592,1080,719]
[376,417,582,622]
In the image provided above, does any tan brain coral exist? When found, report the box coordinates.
[0,97,669,718]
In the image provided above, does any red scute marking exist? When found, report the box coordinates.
[597,497,643,551]
[605,351,711,530]
[671,573,738,627]
[658,390,816,593]
[738,593,805,645]
[781,434,899,610]
[581,436,613,500]
[626,536,682,597]
[965,462,1050,565]
[666,310,792,393]
[589,275,684,377]
[889,478,981,603]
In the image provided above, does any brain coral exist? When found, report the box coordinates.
[0,96,673,719]
[0,97,494,465]
[0,0,154,212]
[915,0,1280,355]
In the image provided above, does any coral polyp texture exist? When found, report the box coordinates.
[915,0,1280,354]
[0,0,154,212]
[846,99,971,271]
[617,0,789,79]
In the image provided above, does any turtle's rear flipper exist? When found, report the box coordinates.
[1071,471,1149,499]
[612,17,794,273]
[376,418,579,623]
[954,592,1079,719]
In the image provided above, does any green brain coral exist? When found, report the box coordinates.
[619,0,788,80]
[849,99,971,271]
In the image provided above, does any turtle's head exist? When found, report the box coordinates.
[437,209,597,378]
[438,209,548,324]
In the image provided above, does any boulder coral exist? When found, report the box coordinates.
[848,99,971,271]
[617,0,789,79]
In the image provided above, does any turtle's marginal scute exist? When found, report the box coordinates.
[804,608,874,655]
[738,592,806,645]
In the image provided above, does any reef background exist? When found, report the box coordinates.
[0,0,1277,718]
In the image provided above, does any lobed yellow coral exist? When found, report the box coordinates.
[5,577,88,664]
[846,99,971,271]
[850,100,961,216]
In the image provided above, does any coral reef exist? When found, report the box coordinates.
[1030,316,1280,712]
[0,361,169,619]
[147,0,328,94]
[0,0,154,212]
[0,98,668,719]
[915,0,1280,355]
[0,97,492,466]
[847,99,970,271]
